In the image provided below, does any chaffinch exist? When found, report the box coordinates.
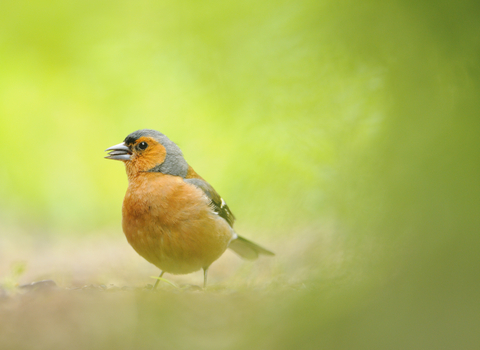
[105,129,274,288]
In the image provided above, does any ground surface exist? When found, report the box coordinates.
[0,229,338,350]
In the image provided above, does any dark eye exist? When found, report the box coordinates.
[138,141,148,150]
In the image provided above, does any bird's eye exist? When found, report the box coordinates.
[138,141,148,150]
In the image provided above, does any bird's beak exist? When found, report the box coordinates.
[105,142,132,161]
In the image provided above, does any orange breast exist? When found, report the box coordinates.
[121,172,233,274]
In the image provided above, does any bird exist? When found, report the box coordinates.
[105,129,274,289]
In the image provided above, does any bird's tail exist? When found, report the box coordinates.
[228,235,275,260]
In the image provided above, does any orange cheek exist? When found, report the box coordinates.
[126,143,167,176]
[148,143,167,165]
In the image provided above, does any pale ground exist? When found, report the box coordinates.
[0,224,348,350]
[0,225,334,290]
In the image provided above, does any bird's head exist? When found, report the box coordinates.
[105,129,188,178]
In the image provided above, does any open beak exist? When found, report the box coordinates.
[105,142,132,161]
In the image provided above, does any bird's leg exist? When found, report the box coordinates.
[152,271,165,290]
[203,267,209,290]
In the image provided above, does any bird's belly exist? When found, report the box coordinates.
[122,197,232,274]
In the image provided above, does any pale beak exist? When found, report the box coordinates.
[105,142,132,161]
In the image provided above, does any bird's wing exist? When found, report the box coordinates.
[183,178,236,227]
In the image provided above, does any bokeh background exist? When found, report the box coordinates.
[1,0,479,349]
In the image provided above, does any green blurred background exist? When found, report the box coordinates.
[0,0,479,349]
